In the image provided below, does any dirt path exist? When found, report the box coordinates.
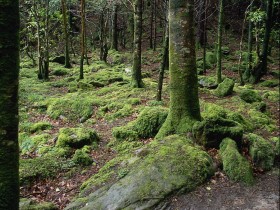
[160,169,279,210]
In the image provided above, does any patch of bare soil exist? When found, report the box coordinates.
[159,169,280,210]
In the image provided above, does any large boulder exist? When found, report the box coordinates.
[65,135,214,210]
[220,138,254,185]
[246,133,275,171]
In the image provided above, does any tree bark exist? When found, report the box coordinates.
[80,0,85,80]
[156,0,201,138]
[111,3,118,51]
[131,0,144,88]
[0,0,20,209]
[216,0,223,84]
[61,0,71,68]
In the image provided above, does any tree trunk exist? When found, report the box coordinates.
[61,0,71,68]
[216,0,223,84]
[156,13,169,102]
[111,3,118,51]
[131,0,144,88]
[149,0,153,49]
[156,0,201,139]
[80,0,85,80]
[249,0,273,83]
[153,0,157,51]
[0,0,20,209]
[202,0,208,73]
[44,0,50,80]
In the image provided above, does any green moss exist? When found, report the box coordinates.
[246,133,275,171]
[20,198,58,210]
[239,89,262,103]
[219,138,254,185]
[262,90,279,102]
[72,149,93,166]
[253,101,267,112]
[112,106,168,141]
[248,109,276,132]
[213,78,235,97]
[56,127,99,148]
[270,137,280,156]
[20,156,63,185]
[193,116,243,148]
[206,52,217,66]
[260,79,279,87]
[52,68,68,76]
[30,122,52,133]
[20,134,51,155]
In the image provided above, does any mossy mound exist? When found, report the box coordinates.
[112,107,168,141]
[52,68,68,76]
[262,90,279,102]
[20,156,63,185]
[193,116,243,148]
[239,89,262,103]
[219,138,254,185]
[20,133,51,155]
[56,127,99,149]
[66,135,214,210]
[198,76,217,89]
[46,92,102,121]
[260,79,279,87]
[246,133,275,171]
[30,122,52,133]
[72,149,93,166]
[206,52,217,66]
[213,78,235,97]
[20,198,58,210]
[247,109,276,132]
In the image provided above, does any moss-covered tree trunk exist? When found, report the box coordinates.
[131,0,144,88]
[0,0,20,209]
[156,0,201,139]
[61,0,71,68]
[156,5,169,102]
[43,0,50,80]
[79,0,85,80]
[216,0,223,84]
[111,3,118,51]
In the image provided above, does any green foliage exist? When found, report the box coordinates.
[20,133,51,155]
[206,52,217,66]
[239,89,262,103]
[52,68,68,76]
[20,198,58,210]
[248,109,276,132]
[56,127,99,149]
[259,79,279,87]
[30,121,52,133]
[262,90,279,102]
[246,133,275,171]
[112,107,168,141]
[219,138,254,185]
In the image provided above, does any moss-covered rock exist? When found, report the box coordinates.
[56,127,99,149]
[253,101,267,113]
[260,79,279,87]
[239,89,262,103]
[20,134,51,155]
[219,138,254,185]
[52,68,68,76]
[30,122,52,133]
[193,116,243,148]
[112,106,168,141]
[20,198,58,210]
[206,52,217,66]
[72,149,93,166]
[246,133,275,171]
[247,109,276,132]
[213,78,235,97]
[66,135,214,210]
[262,90,279,102]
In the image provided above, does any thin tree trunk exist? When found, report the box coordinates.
[149,0,153,49]
[111,3,118,51]
[156,0,201,139]
[44,0,50,80]
[157,20,169,101]
[216,0,224,84]
[203,0,208,73]
[61,0,71,68]
[131,0,144,88]
[80,0,85,80]
[0,0,20,209]
[153,0,157,51]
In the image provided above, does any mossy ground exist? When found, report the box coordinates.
[19,44,279,208]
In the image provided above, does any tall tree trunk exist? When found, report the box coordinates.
[61,0,71,68]
[149,0,153,49]
[202,0,208,73]
[216,0,223,84]
[157,10,169,102]
[249,0,273,83]
[80,0,85,80]
[153,0,157,51]
[156,0,201,139]
[44,0,50,80]
[0,0,20,209]
[131,0,144,88]
[111,3,118,51]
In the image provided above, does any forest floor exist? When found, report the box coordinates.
[19,45,279,209]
